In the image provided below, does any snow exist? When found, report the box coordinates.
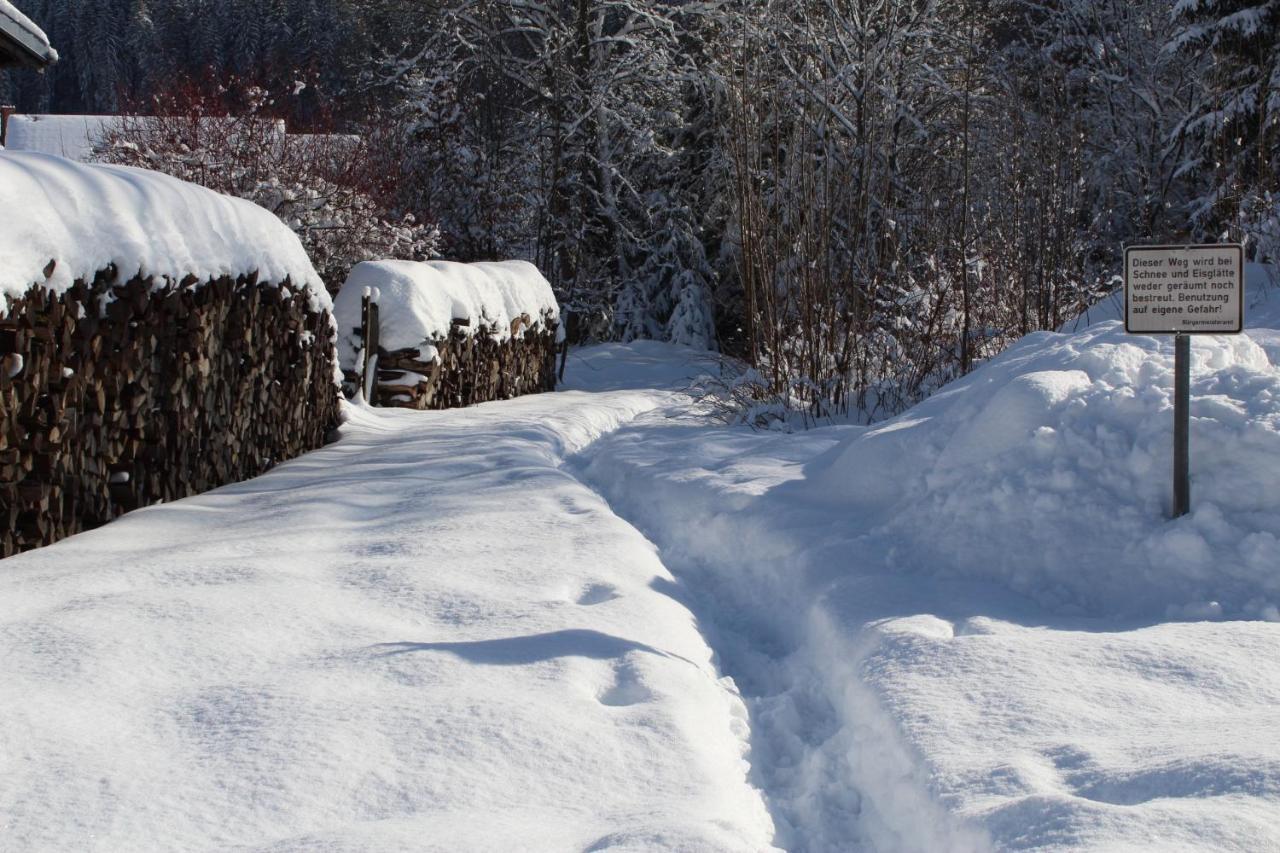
[333,259,559,372]
[1,114,288,163]
[0,0,56,64]
[568,327,1280,850]
[810,323,1280,620]
[2,115,120,162]
[0,382,772,851]
[4,320,1280,849]
[0,152,328,311]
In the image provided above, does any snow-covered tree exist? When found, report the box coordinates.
[1172,0,1280,261]
[93,80,440,290]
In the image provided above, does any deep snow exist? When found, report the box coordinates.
[0,382,772,851]
[0,152,326,310]
[570,328,1280,851]
[3,326,1279,851]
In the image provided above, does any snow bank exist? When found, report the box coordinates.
[569,340,1280,852]
[0,1,57,64]
[0,151,327,310]
[813,322,1280,619]
[333,259,559,371]
[835,601,1280,852]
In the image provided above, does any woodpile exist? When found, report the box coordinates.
[343,295,558,410]
[0,270,341,556]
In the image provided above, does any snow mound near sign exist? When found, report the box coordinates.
[811,321,1280,620]
[332,259,559,372]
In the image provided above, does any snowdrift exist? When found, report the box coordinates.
[813,321,1280,620]
[333,260,560,409]
[0,152,339,555]
[571,335,1280,851]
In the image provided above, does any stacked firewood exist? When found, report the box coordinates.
[0,269,341,556]
[343,309,559,410]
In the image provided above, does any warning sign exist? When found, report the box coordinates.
[1125,244,1243,334]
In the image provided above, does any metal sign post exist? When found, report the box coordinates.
[1173,333,1190,517]
[1124,244,1243,519]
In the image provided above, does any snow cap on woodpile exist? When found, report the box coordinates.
[334,259,560,372]
[0,151,329,312]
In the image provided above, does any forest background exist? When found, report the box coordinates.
[4,0,1277,421]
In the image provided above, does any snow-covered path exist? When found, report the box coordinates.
[0,364,774,851]
[6,332,1280,853]
[573,330,1280,853]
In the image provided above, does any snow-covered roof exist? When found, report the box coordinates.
[334,260,560,371]
[3,115,121,161]
[0,151,328,311]
[0,1,56,68]
[3,114,288,162]
[288,133,362,155]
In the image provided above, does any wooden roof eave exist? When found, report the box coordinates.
[0,14,56,70]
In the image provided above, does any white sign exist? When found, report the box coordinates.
[1125,244,1243,334]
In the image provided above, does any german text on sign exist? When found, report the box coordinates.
[1125,244,1243,335]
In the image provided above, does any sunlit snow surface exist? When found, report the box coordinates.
[4,330,1280,851]
[0,374,773,851]
[572,329,1280,852]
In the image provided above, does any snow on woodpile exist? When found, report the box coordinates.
[0,150,340,556]
[334,259,558,369]
[333,260,560,409]
[0,1,57,64]
[0,151,328,311]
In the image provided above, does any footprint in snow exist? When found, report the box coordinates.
[597,662,653,707]
[576,583,621,606]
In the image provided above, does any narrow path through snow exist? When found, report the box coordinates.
[561,345,876,852]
